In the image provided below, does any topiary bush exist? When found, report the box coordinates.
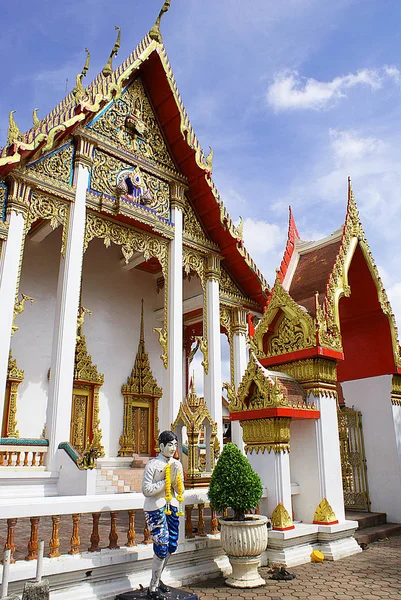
[208,442,263,521]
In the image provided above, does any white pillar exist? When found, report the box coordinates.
[312,392,345,521]
[247,447,292,519]
[165,183,184,431]
[46,139,92,468]
[0,179,30,425]
[231,308,248,452]
[204,256,223,448]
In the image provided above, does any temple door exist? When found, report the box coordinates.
[70,387,93,454]
[132,403,151,455]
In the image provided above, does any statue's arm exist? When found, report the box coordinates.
[142,462,166,497]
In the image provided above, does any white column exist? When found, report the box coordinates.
[204,256,223,448]
[0,180,30,424]
[46,140,92,468]
[231,308,248,452]
[247,448,292,519]
[165,183,184,430]
[313,392,345,522]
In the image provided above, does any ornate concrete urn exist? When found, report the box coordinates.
[219,514,268,588]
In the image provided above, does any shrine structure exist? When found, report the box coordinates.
[0,2,401,598]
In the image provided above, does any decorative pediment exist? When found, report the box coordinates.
[90,150,170,220]
[74,335,104,385]
[122,302,162,398]
[183,200,218,252]
[253,275,316,359]
[231,353,291,412]
[26,143,74,186]
[87,77,175,172]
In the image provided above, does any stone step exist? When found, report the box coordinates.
[96,465,146,494]
[354,523,401,545]
[346,511,387,530]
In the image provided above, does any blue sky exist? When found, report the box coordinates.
[2,0,401,330]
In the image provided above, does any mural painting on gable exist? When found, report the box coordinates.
[90,150,170,219]
[87,77,175,171]
[26,143,74,186]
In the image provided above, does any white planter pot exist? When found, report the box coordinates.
[219,515,268,588]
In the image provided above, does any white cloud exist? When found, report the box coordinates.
[330,129,385,161]
[241,218,286,284]
[266,67,400,111]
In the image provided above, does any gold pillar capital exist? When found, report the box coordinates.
[74,136,95,170]
[205,254,221,281]
[5,176,32,217]
[169,181,186,211]
[231,308,248,336]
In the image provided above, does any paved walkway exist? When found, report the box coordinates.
[190,537,401,600]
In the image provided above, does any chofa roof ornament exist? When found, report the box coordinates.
[149,0,171,43]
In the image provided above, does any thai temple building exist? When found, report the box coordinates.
[0,2,401,597]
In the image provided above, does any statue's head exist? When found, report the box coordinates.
[159,430,178,459]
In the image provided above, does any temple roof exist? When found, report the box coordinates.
[0,12,268,309]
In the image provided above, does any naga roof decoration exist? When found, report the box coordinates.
[277,207,300,284]
[258,178,401,372]
[0,3,268,308]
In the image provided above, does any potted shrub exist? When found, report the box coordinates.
[208,442,268,588]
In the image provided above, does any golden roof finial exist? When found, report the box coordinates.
[149,0,171,43]
[187,374,200,410]
[205,146,213,171]
[32,108,40,128]
[236,216,244,240]
[73,48,91,102]
[7,110,20,145]
[102,26,121,77]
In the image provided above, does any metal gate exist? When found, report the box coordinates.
[337,406,371,511]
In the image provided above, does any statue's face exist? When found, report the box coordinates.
[160,439,177,458]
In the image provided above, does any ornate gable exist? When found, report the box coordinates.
[87,77,175,172]
[253,275,316,359]
[26,143,74,186]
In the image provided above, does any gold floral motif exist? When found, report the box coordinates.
[90,149,170,219]
[313,498,338,524]
[270,358,337,399]
[2,350,24,438]
[254,275,315,358]
[240,418,291,454]
[391,375,401,406]
[271,503,294,530]
[171,378,217,485]
[119,301,162,456]
[183,200,217,251]
[219,267,251,306]
[26,144,74,185]
[84,212,169,367]
[88,77,175,170]
[27,192,69,256]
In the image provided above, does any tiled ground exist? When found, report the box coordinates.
[190,536,401,600]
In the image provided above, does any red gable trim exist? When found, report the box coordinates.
[230,407,320,421]
[277,206,300,285]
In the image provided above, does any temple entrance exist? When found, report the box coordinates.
[131,403,151,455]
[338,406,370,511]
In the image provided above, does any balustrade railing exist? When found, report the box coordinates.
[0,439,48,468]
[0,492,220,566]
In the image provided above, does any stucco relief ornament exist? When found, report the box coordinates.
[116,167,154,205]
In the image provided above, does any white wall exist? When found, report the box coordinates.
[81,238,166,457]
[341,375,401,522]
[289,420,321,523]
[11,228,61,438]
[12,232,167,455]
[183,274,202,302]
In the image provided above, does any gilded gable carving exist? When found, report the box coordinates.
[183,200,216,249]
[26,143,74,186]
[87,77,175,171]
[90,149,170,219]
